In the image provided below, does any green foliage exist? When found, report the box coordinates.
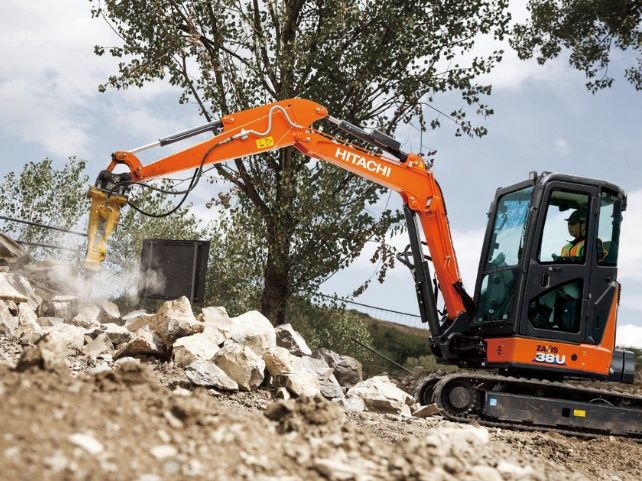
[364,318,431,375]
[92,0,511,324]
[204,207,264,316]
[405,355,458,373]
[0,158,90,254]
[108,181,209,266]
[511,0,642,91]
[286,296,373,362]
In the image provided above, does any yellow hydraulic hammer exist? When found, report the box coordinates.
[84,186,128,270]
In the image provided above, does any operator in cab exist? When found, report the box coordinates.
[561,209,586,258]
[561,209,607,261]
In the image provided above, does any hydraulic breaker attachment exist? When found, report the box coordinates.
[84,187,128,270]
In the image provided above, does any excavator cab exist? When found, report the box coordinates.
[469,172,632,382]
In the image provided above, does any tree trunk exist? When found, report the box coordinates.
[260,247,290,325]
[259,149,296,325]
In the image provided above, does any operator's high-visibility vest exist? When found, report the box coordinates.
[561,238,585,257]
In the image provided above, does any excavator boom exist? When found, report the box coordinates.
[85,98,469,329]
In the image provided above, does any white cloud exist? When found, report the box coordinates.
[451,228,485,292]
[0,1,182,159]
[616,324,642,349]
[555,137,569,156]
[458,0,573,92]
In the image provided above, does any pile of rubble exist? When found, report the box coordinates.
[2,235,626,481]
[0,234,425,418]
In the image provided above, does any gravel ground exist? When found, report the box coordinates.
[1,333,642,481]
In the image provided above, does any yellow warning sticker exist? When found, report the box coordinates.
[573,409,586,418]
[256,136,274,149]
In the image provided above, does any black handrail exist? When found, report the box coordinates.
[0,215,86,237]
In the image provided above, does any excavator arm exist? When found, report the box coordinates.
[85,98,470,333]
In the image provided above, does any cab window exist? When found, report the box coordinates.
[597,190,622,266]
[538,190,590,264]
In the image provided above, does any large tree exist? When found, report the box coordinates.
[512,0,642,91]
[91,0,510,324]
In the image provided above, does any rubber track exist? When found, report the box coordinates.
[431,372,642,441]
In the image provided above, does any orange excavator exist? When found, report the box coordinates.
[85,98,639,438]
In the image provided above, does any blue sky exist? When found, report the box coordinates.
[1,1,641,343]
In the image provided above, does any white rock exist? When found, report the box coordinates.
[0,272,28,303]
[123,310,154,330]
[202,322,226,346]
[36,317,64,328]
[275,323,312,356]
[496,461,534,477]
[314,348,362,388]
[0,233,27,259]
[214,341,265,391]
[263,346,296,376]
[68,433,104,455]
[413,404,440,418]
[5,274,41,311]
[115,327,163,358]
[314,458,368,480]
[114,356,140,366]
[282,368,321,398]
[16,332,70,371]
[43,453,69,473]
[0,301,18,336]
[101,323,132,345]
[172,387,192,397]
[338,397,366,412]
[83,333,114,359]
[14,303,44,344]
[424,425,490,456]
[43,295,78,319]
[47,323,86,351]
[200,306,232,338]
[346,375,414,415]
[89,364,112,375]
[468,465,503,481]
[69,305,101,329]
[297,356,343,399]
[138,474,162,481]
[298,356,333,379]
[128,297,203,349]
[228,310,276,355]
[185,360,239,391]
[37,334,69,369]
[150,444,177,460]
[97,300,121,323]
[172,332,220,368]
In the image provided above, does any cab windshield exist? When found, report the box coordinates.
[485,186,533,271]
[476,185,533,323]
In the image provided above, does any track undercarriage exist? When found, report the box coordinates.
[415,372,642,439]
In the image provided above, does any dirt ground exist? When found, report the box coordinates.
[1,334,642,481]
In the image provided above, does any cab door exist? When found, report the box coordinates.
[518,181,599,344]
[585,189,623,345]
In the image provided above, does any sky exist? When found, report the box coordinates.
[1,1,641,345]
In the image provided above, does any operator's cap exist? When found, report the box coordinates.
[565,210,586,224]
